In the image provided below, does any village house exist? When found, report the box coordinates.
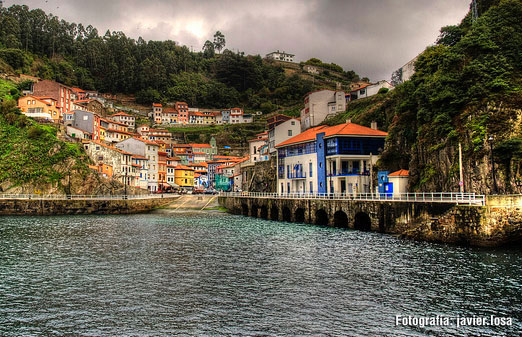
[188,110,205,124]
[152,103,163,124]
[267,115,301,155]
[349,80,394,101]
[248,132,269,163]
[132,154,150,190]
[174,165,195,190]
[31,79,75,117]
[300,87,346,130]
[84,140,137,187]
[266,50,295,62]
[108,112,136,129]
[116,137,160,192]
[161,107,178,125]
[275,121,387,195]
[175,102,189,124]
[67,110,101,140]
[17,95,61,122]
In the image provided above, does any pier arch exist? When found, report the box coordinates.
[260,205,268,219]
[315,209,329,226]
[334,210,348,228]
[251,204,259,218]
[282,207,292,222]
[354,212,371,231]
[270,205,279,221]
[242,204,249,216]
[295,208,306,223]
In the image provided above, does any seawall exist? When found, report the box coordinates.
[218,195,522,247]
[0,197,179,216]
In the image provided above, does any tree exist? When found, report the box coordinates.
[202,40,215,58]
[213,31,225,53]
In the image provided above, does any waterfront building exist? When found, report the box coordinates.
[116,137,160,192]
[84,140,137,187]
[248,132,269,163]
[174,165,195,189]
[276,121,387,194]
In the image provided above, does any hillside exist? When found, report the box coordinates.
[331,0,522,194]
[0,4,362,115]
[0,98,137,194]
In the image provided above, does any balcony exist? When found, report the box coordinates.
[329,169,370,176]
[287,172,307,179]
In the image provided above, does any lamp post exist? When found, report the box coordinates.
[488,136,498,194]
[124,168,128,197]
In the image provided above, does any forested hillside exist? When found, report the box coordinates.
[331,0,522,194]
[0,4,359,113]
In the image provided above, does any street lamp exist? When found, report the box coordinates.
[488,136,498,194]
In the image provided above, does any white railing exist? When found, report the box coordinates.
[0,194,180,201]
[219,192,486,206]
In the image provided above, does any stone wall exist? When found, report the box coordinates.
[219,196,522,247]
[0,197,177,216]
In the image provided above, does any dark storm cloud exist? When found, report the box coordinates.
[5,0,470,80]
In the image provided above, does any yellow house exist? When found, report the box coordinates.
[174,165,195,188]
[18,95,61,122]
[99,127,106,141]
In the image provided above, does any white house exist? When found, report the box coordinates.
[387,169,409,195]
[266,50,295,62]
[300,89,346,130]
[116,137,160,192]
[350,81,394,100]
[248,132,269,163]
[268,117,301,154]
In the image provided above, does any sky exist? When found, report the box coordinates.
[4,0,471,81]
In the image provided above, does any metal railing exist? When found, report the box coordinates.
[0,194,180,201]
[219,192,486,206]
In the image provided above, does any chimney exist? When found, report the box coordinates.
[346,119,352,124]
[371,121,377,130]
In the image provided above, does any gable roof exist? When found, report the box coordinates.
[275,122,387,148]
[389,169,409,177]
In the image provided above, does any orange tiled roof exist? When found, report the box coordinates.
[188,143,211,148]
[276,122,387,148]
[389,169,409,177]
[152,103,162,107]
[175,165,194,171]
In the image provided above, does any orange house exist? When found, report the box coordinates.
[18,95,61,122]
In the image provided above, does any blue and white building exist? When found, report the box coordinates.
[275,122,387,194]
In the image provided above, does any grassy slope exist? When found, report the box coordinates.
[0,95,91,192]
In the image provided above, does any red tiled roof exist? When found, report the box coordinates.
[163,107,178,113]
[132,155,148,160]
[188,143,211,148]
[389,169,409,177]
[323,123,388,138]
[276,125,328,148]
[175,165,194,171]
[276,122,387,148]
[110,112,131,117]
[152,103,162,107]
[248,137,268,142]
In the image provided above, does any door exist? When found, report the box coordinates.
[341,180,346,194]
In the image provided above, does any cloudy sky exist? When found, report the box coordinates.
[5,0,470,81]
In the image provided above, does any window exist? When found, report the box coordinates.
[291,121,295,125]
[360,89,366,95]
[287,183,290,193]
[310,181,313,193]
[309,162,313,177]
[288,130,292,137]
[83,116,88,120]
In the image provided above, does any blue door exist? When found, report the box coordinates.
[385,182,393,197]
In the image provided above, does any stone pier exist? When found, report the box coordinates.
[219,195,522,247]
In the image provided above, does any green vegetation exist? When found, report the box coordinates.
[0,5,362,113]
[0,100,89,190]
[169,121,266,147]
[0,78,18,100]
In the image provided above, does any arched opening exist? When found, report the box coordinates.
[295,208,305,223]
[270,205,279,221]
[282,207,292,222]
[334,210,348,228]
[242,203,249,216]
[251,204,259,217]
[315,209,329,226]
[354,212,372,231]
[260,205,268,219]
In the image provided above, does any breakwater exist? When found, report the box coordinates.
[0,195,178,215]
[219,194,522,247]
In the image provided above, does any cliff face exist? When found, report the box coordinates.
[377,0,522,194]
